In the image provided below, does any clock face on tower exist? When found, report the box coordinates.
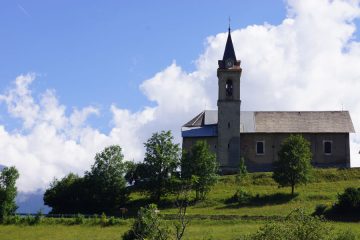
[225,58,234,68]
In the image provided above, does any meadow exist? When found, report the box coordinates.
[0,168,359,240]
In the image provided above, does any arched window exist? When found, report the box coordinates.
[226,80,233,96]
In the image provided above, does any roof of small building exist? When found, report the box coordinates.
[181,110,355,137]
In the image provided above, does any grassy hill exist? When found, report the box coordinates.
[130,168,360,218]
[1,168,359,240]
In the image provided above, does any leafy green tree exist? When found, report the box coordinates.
[0,166,19,222]
[44,173,85,213]
[273,135,312,195]
[181,140,218,200]
[85,145,129,213]
[143,131,181,202]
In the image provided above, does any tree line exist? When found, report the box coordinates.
[44,130,218,215]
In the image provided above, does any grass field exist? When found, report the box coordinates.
[0,220,359,240]
[0,168,359,240]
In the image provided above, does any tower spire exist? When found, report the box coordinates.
[222,24,237,62]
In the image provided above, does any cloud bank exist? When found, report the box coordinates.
[1,0,360,193]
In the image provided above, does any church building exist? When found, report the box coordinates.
[181,28,355,173]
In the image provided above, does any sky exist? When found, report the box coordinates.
[1,0,360,196]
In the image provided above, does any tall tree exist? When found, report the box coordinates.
[143,130,181,202]
[0,166,19,222]
[85,145,129,213]
[181,140,218,200]
[273,135,312,195]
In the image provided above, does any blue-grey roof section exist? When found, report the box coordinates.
[182,125,218,137]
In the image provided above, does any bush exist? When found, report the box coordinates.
[229,188,252,205]
[313,204,328,217]
[247,208,356,240]
[75,214,85,224]
[334,230,357,240]
[335,187,360,212]
[324,187,360,220]
[100,212,107,226]
[122,204,170,240]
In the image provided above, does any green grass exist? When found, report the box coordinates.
[0,168,359,239]
[0,220,359,240]
[156,168,360,217]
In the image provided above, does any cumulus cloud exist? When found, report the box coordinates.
[1,0,360,193]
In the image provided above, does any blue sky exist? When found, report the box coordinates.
[1,0,360,196]
[0,0,286,131]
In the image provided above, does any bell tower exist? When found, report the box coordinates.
[217,27,242,172]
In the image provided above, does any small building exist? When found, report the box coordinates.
[181,28,355,173]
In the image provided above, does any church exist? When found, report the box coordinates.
[181,28,355,173]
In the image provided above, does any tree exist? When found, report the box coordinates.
[273,135,312,195]
[181,140,218,200]
[0,166,19,222]
[44,145,129,214]
[143,131,181,202]
[44,173,85,213]
[85,145,129,213]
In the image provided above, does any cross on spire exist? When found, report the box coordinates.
[228,17,231,32]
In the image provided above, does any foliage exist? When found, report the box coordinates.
[236,157,248,185]
[44,145,129,214]
[248,208,347,240]
[334,187,360,213]
[273,135,313,195]
[229,187,252,206]
[313,204,329,217]
[85,145,129,213]
[333,230,357,240]
[0,166,19,222]
[43,173,85,213]
[322,187,360,220]
[181,140,218,200]
[122,204,170,240]
[142,131,181,202]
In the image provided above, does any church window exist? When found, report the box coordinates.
[323,141,332,155]
[226,80,233,96]
[256,141,265,155]
[228,122,230,128]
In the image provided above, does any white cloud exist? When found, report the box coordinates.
[1,0,360,193]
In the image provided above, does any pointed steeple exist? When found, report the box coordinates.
[222,28,237,62]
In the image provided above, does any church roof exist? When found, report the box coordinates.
[181,110,355,137]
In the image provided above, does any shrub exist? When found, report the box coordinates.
[75,214,85,224]
[100,212,108,226]
[313,204,328,216]
[233,188,252,205]
[122,204,170,240]
[334,230,357,240]
[335,187,360,212]
[247,208,357,240]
